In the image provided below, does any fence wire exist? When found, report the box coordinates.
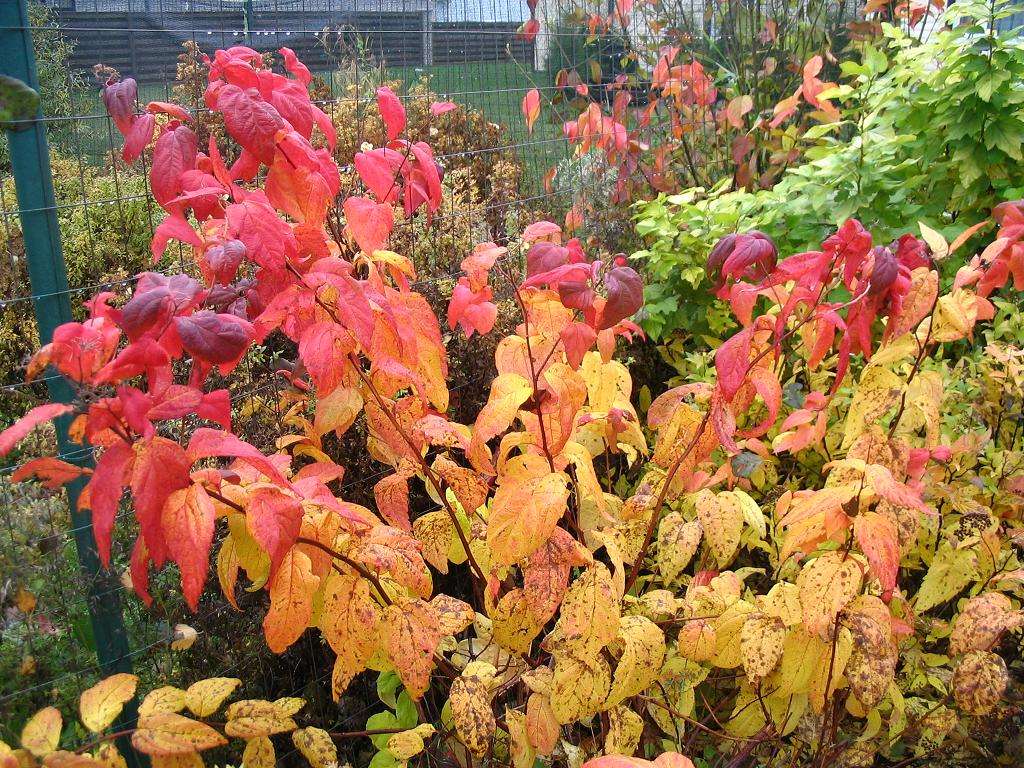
[0,0,726,760]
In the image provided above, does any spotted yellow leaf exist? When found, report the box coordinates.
[606,616,666,707]
[79,674,138,733]
[139,687,187,717]
[449,661,497,755]
[182,678,240,719]
[797,552,864,637]
[21,707,62,757]
[131,713,227,756]
[291,727,336,768]
[241,737,274,768]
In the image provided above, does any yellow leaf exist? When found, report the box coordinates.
[149,756,202,768]
[488,468,570,566]
[216,538,240,610]
[767,628,828,697]
[131,714,227,756]
[413,510,456,573]
[710,599,756,668]
[319,571,379,699]
[740,614,786,682]
[914,544,978,612]
[93,743,127,768]
[695,490,744,568]
[79,674,138,733]
[449,661,497,756]
[21,707,62,757]
[263,549,320,654]
[170,624,197,651]
[797,552,864,637]
[138,687,186,717]
[606,616,666,707]
[489,589,544,654]
[842,366,903,450]
[656,514,701,583]
[380,600,441,699]
[430,594,475,637]
[241,737,274,768]
[546,563,620,659]
[273,697,306,717]
[184,678,240,719]
[525,693,559,755]
[386,730,425,760]
[604,705,644,756]
[505,709,536,768]
[676,619,717,662]
[950,592,1024,656]
[223,700,296,739]
[291,727,337,768]
[549,654,611,724]
[918,222,948,261]
[40,751,102,768]
[757,582,802,626]
[808,627,852,713]
[149,757,202,768]
[952,651,1008,715]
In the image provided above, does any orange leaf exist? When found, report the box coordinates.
[522,89,541,135]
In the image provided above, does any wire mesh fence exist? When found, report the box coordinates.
[0,0,856,761]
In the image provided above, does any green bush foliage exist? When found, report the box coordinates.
[634,0,1024,342]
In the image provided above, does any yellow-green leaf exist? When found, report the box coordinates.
[184,678,240,718]
[79,674,138,733]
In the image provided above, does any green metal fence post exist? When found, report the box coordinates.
[1,2,141,763]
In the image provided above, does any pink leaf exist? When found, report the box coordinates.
[344,195,394,254]
[376,86,407,142]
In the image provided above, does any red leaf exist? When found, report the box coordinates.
[344,196,394,255]
[215,84,286,164]
[280,46,312,86]
[151,124,198,210]
[11,457,90,488]
[714,324,754,402]
[225,195,298,271]
[186,427,290,486]
[354,147,404,204]
[101,77,138,135]
[560,322,598,369]
[599,265,643,329]
[854,511,899,597]
[123,113,155,163]
[247,485,303,575]
[151,213,202,262]
[85,442,133,567]
[429,101,458,116]
[447,279,497,338]
[0,403,74,456]
[516,18,541,42]
[175,311,254,368]
[130,436,193,567]
[376,86,407,142]
[162,484,216,610]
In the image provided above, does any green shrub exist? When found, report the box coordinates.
[634,0,1024,342]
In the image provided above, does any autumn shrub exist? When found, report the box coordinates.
[3,38,1024,768]
[634,0,1024,343]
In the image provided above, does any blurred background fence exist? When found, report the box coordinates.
[0,0,869,761]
